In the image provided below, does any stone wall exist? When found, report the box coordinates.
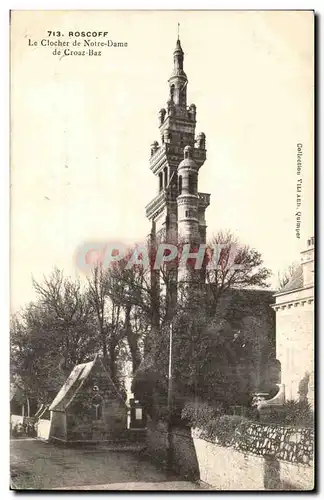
[194,422,314,490]
[193,438,314,490]
[145,419,314,490]
[275,301,314,403]
[233,422,314,467]
[37,419,51,441]
[49,411,67,442]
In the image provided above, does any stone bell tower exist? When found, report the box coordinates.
[145,37,211,296]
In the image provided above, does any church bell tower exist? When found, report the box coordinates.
[145,36,211,287]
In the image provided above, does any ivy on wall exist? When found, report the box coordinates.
[182,402,314,467]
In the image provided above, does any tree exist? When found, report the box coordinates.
[11,230,273,414]
[277,262,299,290]
[132,230,273,415]
[11,268,97,406]
[10,259,159,409]
[205,230,272,314]
[86,265,124,384]
[101,245,169,374]
[32,267,97,373]
[10,306,65,406]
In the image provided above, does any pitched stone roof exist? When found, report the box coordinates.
[278,265,303,293]
[49,355,127,412]
[49,358,96,412]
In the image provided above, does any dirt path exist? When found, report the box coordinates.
[10,438,201,490]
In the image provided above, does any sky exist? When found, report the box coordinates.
[10,10,314,311]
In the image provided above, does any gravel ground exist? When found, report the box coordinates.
[10,438,202,491]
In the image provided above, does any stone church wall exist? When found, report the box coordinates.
[276,302,314,402]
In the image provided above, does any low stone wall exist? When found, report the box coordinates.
[145,418,314,490]
[233,422,314,467]
[193,422,314,491]
[49,411,67,442]
[37,419,51,440]
[193,436,314,490]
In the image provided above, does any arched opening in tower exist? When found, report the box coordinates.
[170,84,175,101]
[188,173,195,194]
[178,175,182,195]
[164,167,168,188]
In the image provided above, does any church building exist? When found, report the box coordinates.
[272,237,315,406]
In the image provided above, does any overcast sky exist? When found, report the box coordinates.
[10,10,314,311]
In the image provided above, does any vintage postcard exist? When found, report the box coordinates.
[10,10,314,491]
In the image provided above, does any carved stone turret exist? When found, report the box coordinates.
[196,132,206,150]
[150,140,159,157]
[158,108,166,126]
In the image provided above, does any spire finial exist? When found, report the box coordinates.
[177,22,180,40]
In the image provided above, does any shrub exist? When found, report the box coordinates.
[131,367,168,418]
[10,424,19,438]
[286,399,314,427]
[10,423,25,438]
[182,401,247,445]
[181,401,224,428]
[206,414,247,446]
[263,399,314,427]
[10,420,37,438]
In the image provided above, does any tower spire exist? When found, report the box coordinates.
[173,37,184,69]
[169,34,187,107]
[177,22,180,40]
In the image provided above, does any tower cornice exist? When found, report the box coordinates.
[198,192,211,209]
[159,113,196,132]
[149,143,207,175]
[145,190,166,220]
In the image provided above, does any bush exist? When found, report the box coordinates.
[131,367,168,418]
[10,421,37,438]
[206,414,247,446]
[285,399,314,427]
[263,399,314,427]
[10,424,20,438]
[181,401,224,428]
[181,401,248,445]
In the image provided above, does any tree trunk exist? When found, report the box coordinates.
[146,222,160,358]
[108,344,117,384]
[125,304,141,374]
[101,335,108,360]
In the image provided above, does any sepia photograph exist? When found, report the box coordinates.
[10,9,314,491]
